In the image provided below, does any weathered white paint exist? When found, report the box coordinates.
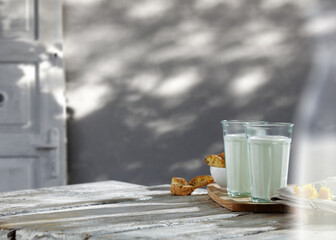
[0,0,66,192]
[0,180,303,240]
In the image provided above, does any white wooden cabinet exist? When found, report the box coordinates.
[0,0,66,191]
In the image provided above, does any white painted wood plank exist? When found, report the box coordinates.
[0,229,13,240]
[93,213,295,239]
[16,229,90,240]
[240,225,336,240]
[0,194,236,229]
[0,181,147,216]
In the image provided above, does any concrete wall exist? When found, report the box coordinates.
[63,0,327,185]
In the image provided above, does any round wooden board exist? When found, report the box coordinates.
[207,183,290,213]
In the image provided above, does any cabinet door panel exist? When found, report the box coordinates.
[0,0,66,192]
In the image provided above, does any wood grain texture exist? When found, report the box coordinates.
[207,183,290,213]
[0,180,300,239]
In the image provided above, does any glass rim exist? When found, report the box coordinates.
[245,122,294,128]
[221,120,265,125]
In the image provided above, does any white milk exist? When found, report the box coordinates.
[224,134,251,197]
[247,136,291,202]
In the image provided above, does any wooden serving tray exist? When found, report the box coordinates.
[207,183,290,213]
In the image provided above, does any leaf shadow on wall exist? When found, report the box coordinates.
[65,0,314,185]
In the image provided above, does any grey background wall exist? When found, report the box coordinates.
[63,0,331,186]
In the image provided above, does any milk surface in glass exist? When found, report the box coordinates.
[247,135,291,202]
[224,134,251,197]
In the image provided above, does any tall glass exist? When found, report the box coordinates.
[245,123,294,203]
[221,120,264,197]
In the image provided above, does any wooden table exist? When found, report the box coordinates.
[0,181,334,240]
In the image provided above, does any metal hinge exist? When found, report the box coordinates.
[35,128,59,178]
[35,144,57,150]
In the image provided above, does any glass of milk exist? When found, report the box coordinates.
[245,122,294,203]
[221,120,265,197]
